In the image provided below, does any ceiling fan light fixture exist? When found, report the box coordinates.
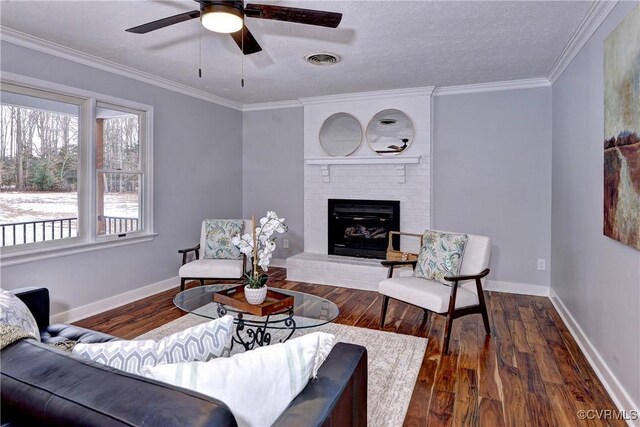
[201,4,243,34]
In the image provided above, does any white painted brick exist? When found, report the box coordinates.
[298,91,432,286]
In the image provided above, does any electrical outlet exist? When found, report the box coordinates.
[537,259,546,271]
[283,238,289,249]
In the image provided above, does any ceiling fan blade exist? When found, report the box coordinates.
[244,4,342,28]
[229,25,263,55]
[126,10,200,34]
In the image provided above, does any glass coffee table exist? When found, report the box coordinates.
[174,285,339,351]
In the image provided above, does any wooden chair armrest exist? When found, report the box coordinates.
[381,259,417,279]
[179,244,201,266]
[381,260,418,267]
[178,244,200,254]
[444,268,490,282]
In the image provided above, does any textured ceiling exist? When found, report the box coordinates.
[0,1,593,104]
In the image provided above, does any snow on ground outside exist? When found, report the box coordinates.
[0,191,138,223]
[0,192,139,245]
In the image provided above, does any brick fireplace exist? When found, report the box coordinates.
[286,88,433,290]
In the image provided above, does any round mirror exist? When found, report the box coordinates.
[319,113,362,157]
[366,109,414,156]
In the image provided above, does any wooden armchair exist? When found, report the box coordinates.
[378,232,491,354]
[178,219,251,292]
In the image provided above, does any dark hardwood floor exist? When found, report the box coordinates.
[74,268,623,427]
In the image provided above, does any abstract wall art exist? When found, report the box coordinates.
[603,4,640,250]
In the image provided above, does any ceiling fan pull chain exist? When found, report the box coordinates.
[241,23,245,87]
[198,25,203,78]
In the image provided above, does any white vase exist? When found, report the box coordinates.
[245,285,268,305]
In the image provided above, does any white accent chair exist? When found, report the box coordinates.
[178,219,251,292]
[378,232,491,354]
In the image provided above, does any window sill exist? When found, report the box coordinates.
[0,233,158,267]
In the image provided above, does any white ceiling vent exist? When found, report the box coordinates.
[304,52,341,66]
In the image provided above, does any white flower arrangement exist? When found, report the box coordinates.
[232,211,288,288]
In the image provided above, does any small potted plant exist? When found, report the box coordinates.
[232,211,287,304]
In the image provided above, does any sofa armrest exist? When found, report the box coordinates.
[272,342,367,427]
[1,339,237,427]
[42,324,119,344]
[11,287,50,332]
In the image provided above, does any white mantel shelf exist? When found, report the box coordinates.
[305,155,421,166]
[305,155,421,183]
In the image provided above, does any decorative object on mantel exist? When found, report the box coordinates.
[603,4,639,250]
[232,211,288,304]
[319,112,362,157]
[367,109,414,156]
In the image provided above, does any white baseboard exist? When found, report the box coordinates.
[549,288,639,426]
[50,276,179,324]
[485,279,550,296]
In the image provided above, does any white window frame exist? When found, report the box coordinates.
[95,101,147,240]
[0,72,155,267]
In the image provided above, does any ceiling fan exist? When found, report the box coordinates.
[125,0,343,55]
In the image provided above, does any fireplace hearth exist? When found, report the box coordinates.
[328,199,400,259]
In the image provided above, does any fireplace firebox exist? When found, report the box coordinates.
[328,199,400,259]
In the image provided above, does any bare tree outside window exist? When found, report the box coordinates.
[0,95,80,246]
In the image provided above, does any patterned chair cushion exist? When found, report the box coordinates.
[141,332,335,427]
[0,289,40,341]
[413,231,468,284]
[203,220,244,260]
[72,315,234,375]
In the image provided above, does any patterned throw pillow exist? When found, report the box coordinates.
[413,231,468,284]
[72,315,234,375]
[203,220,244,260]
[141,332,335,427]
[0,289,41,342]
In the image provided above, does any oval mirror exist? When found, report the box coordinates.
[366,109,414,156]
[319,113,362,157]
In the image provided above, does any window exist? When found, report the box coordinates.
[0,86,82,247]
[0,77,153,263]
[96,103,143,236]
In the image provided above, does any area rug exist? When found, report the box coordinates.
[138,314,427,427]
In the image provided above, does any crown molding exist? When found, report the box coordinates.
[0,26,243,111]
[299,86,436,106]
[433,78,551,96]
[243,79,553,112]
[547,0,619,84]
[242,99,303,112]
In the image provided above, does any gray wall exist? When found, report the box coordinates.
[240,89,554,290]
[242,108,304,261]
[0,41,243,315]
[551,1,640,407]
[433,88,552,289]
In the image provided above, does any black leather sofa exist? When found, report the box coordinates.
[1,287,368,427]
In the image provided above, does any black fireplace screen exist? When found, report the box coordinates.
[328,199,400,259]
